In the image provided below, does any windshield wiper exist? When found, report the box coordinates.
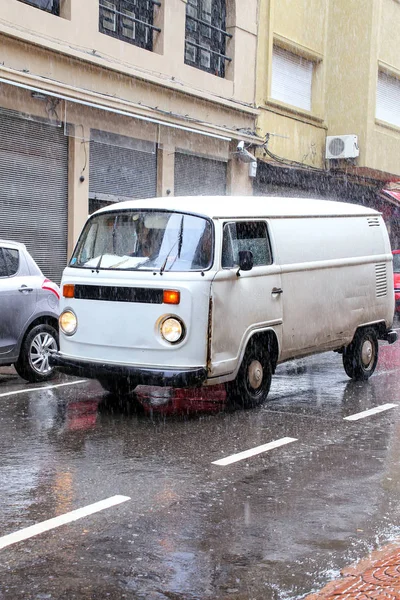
[94,252,104,273]
[159,216,184,274]
[93,216,117,273]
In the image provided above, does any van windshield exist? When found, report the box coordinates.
[70,210,213,272]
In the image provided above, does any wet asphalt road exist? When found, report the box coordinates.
[1,338,400,599]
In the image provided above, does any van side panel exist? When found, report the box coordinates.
[269,215,394,361]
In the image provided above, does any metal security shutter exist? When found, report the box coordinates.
[89,131,157,202]
[271,46,313,111]
[174,152,227,196]
[376,71,400,128]
[0,109,68,283]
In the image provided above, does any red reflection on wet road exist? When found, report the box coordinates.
[134,384,227,415]
[377,340,400,372]
[65,400,99,430]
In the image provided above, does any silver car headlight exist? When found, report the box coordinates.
[160,317,185,344]
[59,310,78,336]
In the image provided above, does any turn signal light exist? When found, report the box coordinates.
[163,289,180,305]
[63,284,75,298]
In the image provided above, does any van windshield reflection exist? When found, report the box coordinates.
[70,210,213,272]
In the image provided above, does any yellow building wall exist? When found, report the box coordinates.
[256,0,328,168]
[256,0,400,179]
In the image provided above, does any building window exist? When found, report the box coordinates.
[271,46,313,112]
[184,0,232,78]
[99,0,160,51]
[17,0,60,14]
[376,71,400,128]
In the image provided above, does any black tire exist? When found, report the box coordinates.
[98,376,137,397]
[342,327,378,381]
[14,323,59,383]
[225,337,272,409]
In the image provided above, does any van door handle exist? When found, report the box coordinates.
[19,285,34,293]
[271,287,283,295]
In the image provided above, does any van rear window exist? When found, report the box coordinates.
[70,210,213,272]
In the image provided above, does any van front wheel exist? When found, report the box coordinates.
[226,339,272,409]
[342,328,378,381]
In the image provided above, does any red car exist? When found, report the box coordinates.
[393,250,400,313]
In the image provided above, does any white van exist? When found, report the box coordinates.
[51,196,397,408]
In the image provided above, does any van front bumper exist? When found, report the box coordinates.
[49,352,208,388]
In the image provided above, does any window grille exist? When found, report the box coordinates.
[17,0,60,15]
[184,0,232,78]
[99,0,161,51]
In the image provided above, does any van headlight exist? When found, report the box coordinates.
[59,310,78,336]
[160,317,185,344]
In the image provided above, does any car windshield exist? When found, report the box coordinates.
[70,210,213,272]
[393,253,400,273]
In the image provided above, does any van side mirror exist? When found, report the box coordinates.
[238,250,254,272]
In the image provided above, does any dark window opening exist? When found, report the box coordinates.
[185,0,231,78]
[99,0,160,51]
[17,0,60,14]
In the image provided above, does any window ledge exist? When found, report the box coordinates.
[263,99,325,126]
[375,118,400,135]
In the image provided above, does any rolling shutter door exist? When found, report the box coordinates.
[89,132,157,202]
[174,152,227,196]
[0,109,68,283]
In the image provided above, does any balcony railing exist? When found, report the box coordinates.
[99,0,161,52]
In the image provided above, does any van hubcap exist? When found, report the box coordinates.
[248,360,263,390]
[361,339,374,369]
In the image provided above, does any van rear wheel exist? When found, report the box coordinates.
[342,328,378,381]
[225,338,272,409]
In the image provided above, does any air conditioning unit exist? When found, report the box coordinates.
[325,135,359,160]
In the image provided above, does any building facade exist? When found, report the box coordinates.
[0,0,260,281]
[255,0,400,248]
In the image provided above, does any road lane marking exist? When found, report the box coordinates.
[0,495,131,550]
[344,403,397,421]
[211,437,297,466]
[0,379,87,399]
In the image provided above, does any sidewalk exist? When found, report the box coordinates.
[305,541,400,599]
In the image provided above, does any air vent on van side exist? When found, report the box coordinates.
[375,263,387,297]
[367,217,380,227]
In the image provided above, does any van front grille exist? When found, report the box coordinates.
[375,263,387,297]
[74,285,163,304]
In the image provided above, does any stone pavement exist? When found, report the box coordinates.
[305,542,400,599]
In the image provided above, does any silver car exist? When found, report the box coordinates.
[0,240,60,382]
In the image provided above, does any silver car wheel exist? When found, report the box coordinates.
[29,331,58,374]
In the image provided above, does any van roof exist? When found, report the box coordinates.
[94,196,380,219]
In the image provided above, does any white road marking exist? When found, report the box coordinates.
[0,495,131,550]
[344,403,397,421]
[0,379,87,399]
[211,437,297,466]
